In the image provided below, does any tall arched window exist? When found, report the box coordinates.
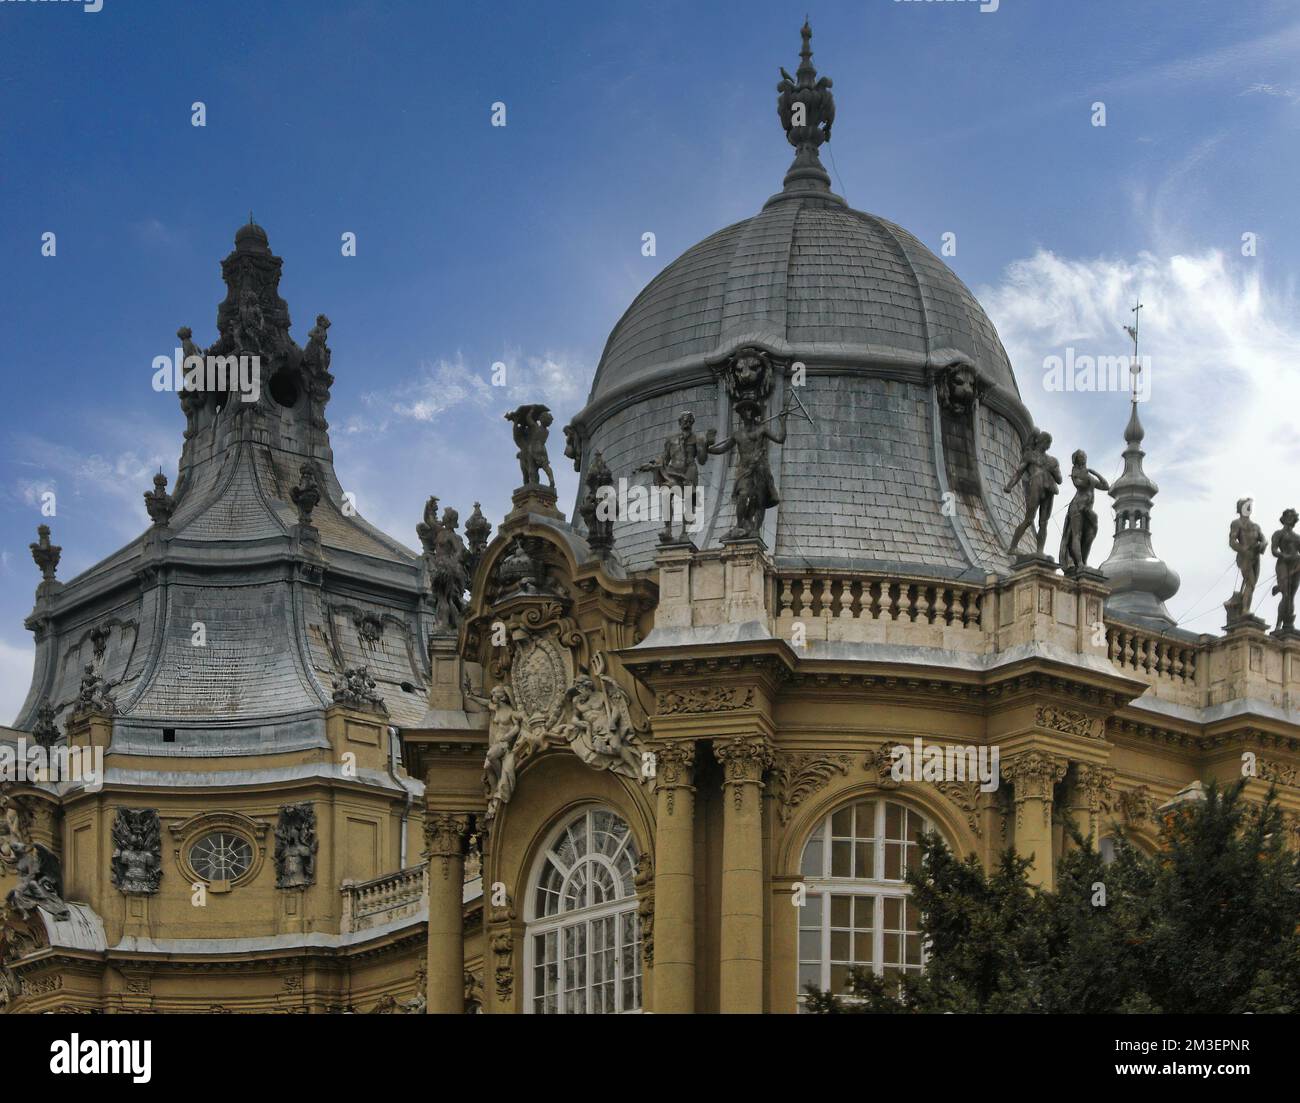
[797,798,936,998]
[526,808,642,1014]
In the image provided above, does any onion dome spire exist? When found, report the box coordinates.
[1098,398,1180,627]
[774,21,840,203]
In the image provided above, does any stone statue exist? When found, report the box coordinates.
[465,502,492,576]
[935,359,982,415]
[1058,450,1109,573]
[5,841,70,921]
[0,793,33,870]
[1227,498,1267,622]
[331,666,387,713]
[504,404,556,489]
[30,701,59,749]
[110,808,162,895]
[1271,508,1300,634]
[274,803,318,888]
[290,463,322,525]
[464,677,524,820]
[578,450,617,555]
[29,525,60,582]
[429,506,471,632]
[143,471,175,526]
[639,412,715,543]
[547,670,644,780]
[1004,429,1062,560]
[708,396,789,541]
[302,314,334,430]
[233,284,265,355]
[74,663,114,715]
[177,325,207,432]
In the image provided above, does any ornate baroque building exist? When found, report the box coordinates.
[4,24,1300,1014]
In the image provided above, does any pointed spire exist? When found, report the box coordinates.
[1099,395,1180,627]
[772,21,841,204]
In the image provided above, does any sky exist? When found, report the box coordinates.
[3,0,1300,722]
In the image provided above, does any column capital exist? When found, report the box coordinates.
[1002,750,1067,828]
[424,812,473,878]
[653,741,696,815]
[1073,762,1116,814]
[714,735,775,812]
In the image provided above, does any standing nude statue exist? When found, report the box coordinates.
[1271,508,1300,634]
[1058,449,1109,572]
[1228,498,1267,619]
[1004,429,1062,559]
[465,676,524,818]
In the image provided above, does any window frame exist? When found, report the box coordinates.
[523,807,643,1015]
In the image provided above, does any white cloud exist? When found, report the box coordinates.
[0,636,34,727]
[982,247,1300,632]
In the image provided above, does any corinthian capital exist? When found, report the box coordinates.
[1002,750,1067,804]
[653,741,696,816]
[714,736,775,812]
[424,813,473,878]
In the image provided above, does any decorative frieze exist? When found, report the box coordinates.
[1036,704,1101,741]
[656,686,754,714]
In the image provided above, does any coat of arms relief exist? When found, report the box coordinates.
[466,600,648,822]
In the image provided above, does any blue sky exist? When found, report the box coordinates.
[3,0,1300,719]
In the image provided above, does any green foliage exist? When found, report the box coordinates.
[805,781,1300,1013]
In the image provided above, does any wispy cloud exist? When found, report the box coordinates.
[983,245,1300,632]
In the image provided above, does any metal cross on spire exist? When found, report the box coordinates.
[1122,296,1144,404]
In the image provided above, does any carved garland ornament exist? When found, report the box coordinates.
[1036,705,1101,741]
[656,686,754,715]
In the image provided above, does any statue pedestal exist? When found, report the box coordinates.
[1063,565,1105,583]
[1011,553,1057,572]
[509,484,563,521]
[1270,626,1300,642]
[1223,598,1266,633]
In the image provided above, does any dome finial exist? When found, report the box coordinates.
[776,21,836,197]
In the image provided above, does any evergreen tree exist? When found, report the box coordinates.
[805,781,1300,1013]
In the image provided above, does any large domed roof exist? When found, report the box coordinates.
[589,193,1017,408]
[568,23,1038,580]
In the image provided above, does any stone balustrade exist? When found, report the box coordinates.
[340,864,427,933]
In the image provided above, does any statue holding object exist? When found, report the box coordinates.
[1058,449,1109,574]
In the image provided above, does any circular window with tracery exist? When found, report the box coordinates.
[189,831,254,883]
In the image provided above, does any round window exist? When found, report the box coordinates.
[189,831,254,882]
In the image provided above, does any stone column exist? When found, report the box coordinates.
[1066,763,1115,851]
[424,812,472,1014]
[1003,751,1067,889]
[652,741,696,1013]
[714,735,773,1013]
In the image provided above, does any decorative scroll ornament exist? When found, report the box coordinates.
[1036,705,1101,741]
[111,808,162,895]
[935,779,984,838]
[275,803,318,888]
[489,904,516,999]
[771,752,852,824]
[656,686,754,714]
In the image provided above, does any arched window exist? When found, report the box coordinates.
[526,808,642,1014]
[797,798,936,999]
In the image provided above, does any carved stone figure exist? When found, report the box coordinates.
[275,803,318,888]
[465,502,492,576]
[300,314,335,430]
[935,358,983,415]
[177,325,207,433]
[578,451,617,555]
[5,841,70,921]
[716,347,776,406]
[562,422,582,471]
[491,536,552,597]
[143,471,176,526]
[1058,450,1110,573]
[110,808,162,895]
[547,668,645,780]
[430,506,471,632]
[331,666,387,713]
[709,396,790,541]
[638,412,715,543]
[464,678,525,820]
[290,463,322,525]
[233,284,265,355]
[30,701,59,749]
[90,624,110,662]
[1271,508,1300,634]
[0,793,33,870]
[416,495,441,555]
[29,525,60,582]
[504,404,556,489]
[1005,429,1062,560]
[1227,497,1267,623]
[74,664,114,715]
